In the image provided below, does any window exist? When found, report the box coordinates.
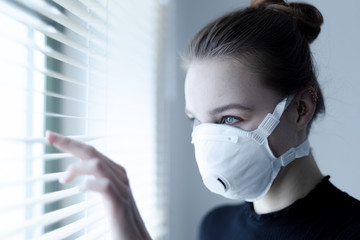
[0,0,168,239]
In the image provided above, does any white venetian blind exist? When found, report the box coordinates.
[0,0,168,239]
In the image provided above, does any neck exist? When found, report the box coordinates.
[253,153,323,214]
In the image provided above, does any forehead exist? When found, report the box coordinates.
[184,58,279,115]
[185,58,256,100]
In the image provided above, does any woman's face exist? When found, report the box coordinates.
[184,58,298,156]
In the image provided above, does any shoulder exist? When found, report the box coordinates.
[311,178,360,238]
[330,191,360,239]
[325,180,360,214]
[199,203,247,240]
[331,184,360,226]
[304,176,360,213]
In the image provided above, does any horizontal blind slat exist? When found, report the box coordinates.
[52,0,107,36]
[0,58,107,88]
[0,0,166,239]
[38,212,106,240]
[40,48,107,75]
[0,1,88,53]
[0,83,107,106]
[0,153,73,162]
[75,227,110,240]
[0,187,80,214]
[0,198,102,239]
[0,31,92,71]
[78,0,108,21]
[14,0,107,47]
[0,1,109,56]
[0,111,106,125]
[0,171,66,187]
[0,135,103,144]
[0,41,107,72]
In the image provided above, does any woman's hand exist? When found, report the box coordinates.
[47,131,151,240]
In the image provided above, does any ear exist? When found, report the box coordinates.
[294,87,317,131]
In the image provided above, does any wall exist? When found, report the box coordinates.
[164,1,360,239]
[309,0,360,199]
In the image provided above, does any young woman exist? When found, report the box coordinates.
[48,0,360,239]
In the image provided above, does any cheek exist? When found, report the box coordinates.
[267,114,297,157]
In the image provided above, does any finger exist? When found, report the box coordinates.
[78,178,110,193]
[60,158,129,186]
[78,178,130,203]
[59,159,103,184]
[47,131,99,160]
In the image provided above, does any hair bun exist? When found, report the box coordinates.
[287,3,323,43]
[252,1,324,43]
[251,0,283,7]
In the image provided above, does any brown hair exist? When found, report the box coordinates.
[182,0,325,128]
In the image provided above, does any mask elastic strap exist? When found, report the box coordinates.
[252,95,295,144]
[279,138,310,166]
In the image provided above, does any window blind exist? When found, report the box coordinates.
[0,0,168,239]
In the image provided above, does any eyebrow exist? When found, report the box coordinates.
[209,103,252,115]
[185,103,252,117]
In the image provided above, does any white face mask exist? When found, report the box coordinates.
[191,96,310,201]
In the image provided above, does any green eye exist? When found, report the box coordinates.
[221,116,241,125]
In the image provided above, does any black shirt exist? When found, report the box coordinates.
[199,176,360,240]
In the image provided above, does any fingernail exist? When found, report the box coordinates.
[59,173,68,184]
[45,130,51,145]
[46,130,57,145]
[59,177,66,184]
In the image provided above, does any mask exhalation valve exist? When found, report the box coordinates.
[203,174,229,194]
